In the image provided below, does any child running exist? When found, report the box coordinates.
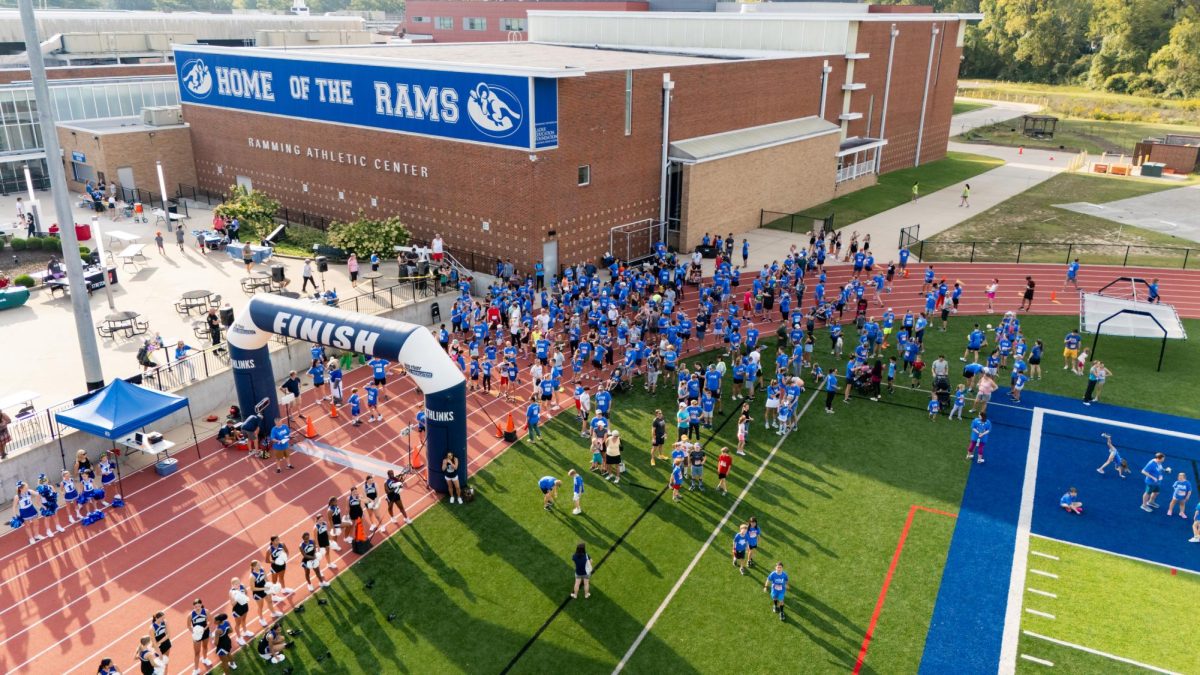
[764,561,789,622]
[732,523,750,576]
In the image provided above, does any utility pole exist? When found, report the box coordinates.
[19,0,106,390]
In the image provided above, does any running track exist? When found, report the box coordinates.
[2,261,1197,674]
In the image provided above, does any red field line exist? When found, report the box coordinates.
[853,504,958,675]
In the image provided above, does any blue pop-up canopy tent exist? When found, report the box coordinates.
[54,379,201,492]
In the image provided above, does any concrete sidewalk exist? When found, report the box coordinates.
[950,97,1040,137]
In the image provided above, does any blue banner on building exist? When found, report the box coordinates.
[174,48,559,151]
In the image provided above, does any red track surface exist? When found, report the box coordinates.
[1,261,1197,674]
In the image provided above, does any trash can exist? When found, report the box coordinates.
[1140,162,1164,178]
[167,200,179,215]
[75,222,92,242]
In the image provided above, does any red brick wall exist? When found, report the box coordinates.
[1134,142,1200,174]
[57,124,197,195]
[847,19,962,172]
[184,54,836,270]
[0,63,175,85]
[398,0,648,42]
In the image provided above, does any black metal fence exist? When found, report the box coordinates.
[899,224,920,251]
[912,240,1200,269]
[112,185,191,218]
[176,183,227,207]
[760,209,835,235]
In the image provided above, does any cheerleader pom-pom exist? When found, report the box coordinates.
[111,496,125,508]
[80,514,94,527]
[76,495,89,507]
[39,507,54,518]
[94,511,105,520]
[91,489,106,501]
[9,516,24,529]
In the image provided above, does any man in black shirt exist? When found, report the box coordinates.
[206,308,222,351]
[650,409,667,465]
[280,371,301,399]
[217,419,244,448]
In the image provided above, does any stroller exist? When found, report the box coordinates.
[850,364,873,395]
[934,375,951,415]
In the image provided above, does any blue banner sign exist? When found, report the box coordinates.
[71,151,86,163]
[175,48,559,151]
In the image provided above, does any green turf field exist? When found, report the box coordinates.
[1016,537,1200,674]
[231,314,1200,674]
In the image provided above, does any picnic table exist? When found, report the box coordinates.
[175,289,219,315]
[0,390,39,419]
[116,244,147,272]
[153,209,188,226]
[240,272,272,294]
[105,230,139,249]
[97,310,148,339]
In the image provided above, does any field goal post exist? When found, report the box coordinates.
[610,218,664,266]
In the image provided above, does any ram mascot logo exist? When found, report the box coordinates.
[466,83,523,138]
[181,58,213,99]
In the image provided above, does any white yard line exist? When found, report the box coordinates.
[1030,551,1059,561]
[1020,654,1054,667]
[1000,408,1045,674]
[1025,608,1055,620]
[611,391,820,674]
[1027,588,1057,599]
[1030,569,1059,579]
[1031,533,1200,577]
[1023,631,1182,674]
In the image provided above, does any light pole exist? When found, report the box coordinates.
[19,0,105,390]
[91,215,115,310]
[22,164,39,235]
[156,160,169,219]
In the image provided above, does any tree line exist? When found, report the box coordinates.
[885,0,1200,99]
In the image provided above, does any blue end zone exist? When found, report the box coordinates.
[919,390,1200,674]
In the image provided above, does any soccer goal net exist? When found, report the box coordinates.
[1080,293,1187,339]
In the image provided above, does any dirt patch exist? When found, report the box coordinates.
[0,248,59,278]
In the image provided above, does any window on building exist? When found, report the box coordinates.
[624,70,633,136]
[410,16,430,23]
[463,17,487,31]
[500,18,527,31]
[435,17,453,30]
[578,165,591,187]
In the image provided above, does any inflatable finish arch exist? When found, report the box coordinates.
[226,295,466,492]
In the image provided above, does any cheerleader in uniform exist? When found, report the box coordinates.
[212,612,234,673]
[299,531,329,592]
[134,635,163,675]
[313,513,338,571]
[363,476,385,535]
[345,487,363,545]
[79,472,100,521]
[326,498,344,551]
[97,452,117,506]
[12,481,41,546]
[228,577,253,645]
[35,474,61,539]
[150,611,171,667]
[266,535,294,600]
[59,470,81,524]
[188,598,213,675]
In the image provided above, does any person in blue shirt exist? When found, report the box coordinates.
[967,412,991,464]
[898,247,910,274]
[921,265,936,294]
[745,516,762,568]
[359,383,378,423]
[569,469,584,515]
[1060,487,1083,515]
[1141,452,1167,512]
[368,356,391,399]
[1168,472,1192,519]
[307,361,329,402]
[538,476,561,511]
[270,417,292,474]
[1064,258,1080,291]
[1096,433,1130,477]
[526,396,542,441]
[927,392,940,420]
[1009,371,1028,403]
[1147,278,1160,304]
[741,238,750,268]
[823,370,838,413]
[732,522,750,575]
[764,561,790,621]
[670,457,685,503]
[595,387,612,418]
[347,388,362,426]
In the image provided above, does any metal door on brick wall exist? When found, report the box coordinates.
[542,240,558,281]
[117,166,135,192]
[236,175,253,191]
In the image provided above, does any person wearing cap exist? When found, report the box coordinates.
[301,258,317,292]
[174,340,198,382]
[604,430,623,484]
[154,230,165,255]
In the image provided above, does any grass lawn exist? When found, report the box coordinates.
[954,117,1200,156]
[953,100,990,115]
[1016,537,1200,674]
[957,80,1200,127]
[228,315,1200,674]
[923,173,1200,269]
[764,151,1004,232]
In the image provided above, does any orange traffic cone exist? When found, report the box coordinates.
[411,450,425,470]
[902,268,909,278]
[353,518,366,543]
[1018,146,1023,155]
[494,421,504,439]
[503,414,517,442]
[304,416,317,439]
[329,401,339,418]
[1050,290,1058,303]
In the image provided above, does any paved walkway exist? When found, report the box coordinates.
[950,97,1040,137]
[1058,184,1200,245]
[0,195,404,406]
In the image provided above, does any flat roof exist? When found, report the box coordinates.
[299,42,734,73]
[59,116,186,134]
[670,116,839,164]
[529,9,984,22]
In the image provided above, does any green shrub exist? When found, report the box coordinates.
[329,211,410,258]
[13,274,34,288]
[10,238,27,251]
[41,236,61,252]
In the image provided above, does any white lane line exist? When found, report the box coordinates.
[1031,551,1059,561]
[611,390,820,674]
[1023,631,1182,674]
[1027,588,1057,599]
[1000,407,1045,675]
[1030,569,1059,579]
[1025,608,1055,620]
[1020,654,1054,667]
